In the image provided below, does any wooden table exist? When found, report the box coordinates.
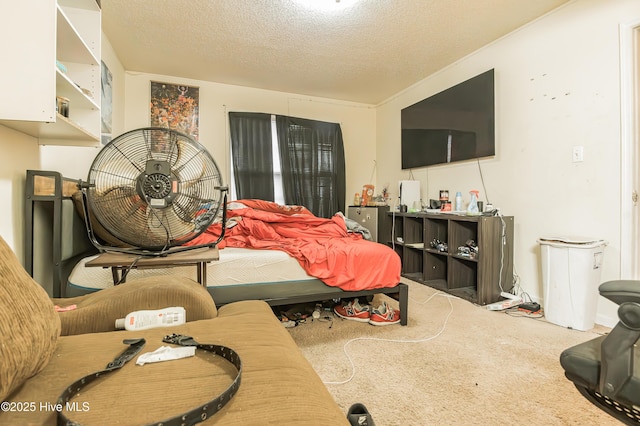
[85,247,219,286]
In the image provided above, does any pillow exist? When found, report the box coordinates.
[71,190,132,248]
[0,235,61,400]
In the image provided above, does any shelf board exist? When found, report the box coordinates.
[405,242,424,249]
[1,114,99,146]
[59,0,101,11]
[56,5,99,65]
[425,248,448,256]
[451,253,479,263]
[448,286,478,304]
[402,272,423,282]
[56,69,99,110]
[422,278,448,292]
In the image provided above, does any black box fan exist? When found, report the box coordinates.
[80,127,227,256]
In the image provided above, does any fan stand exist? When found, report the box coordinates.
[78,183,229,258]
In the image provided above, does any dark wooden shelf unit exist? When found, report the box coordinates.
[385,212,514,306]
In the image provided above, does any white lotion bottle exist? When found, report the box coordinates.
[115,306,186,331]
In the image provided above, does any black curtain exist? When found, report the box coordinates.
[275,116,345,218]
[228,112,274,201]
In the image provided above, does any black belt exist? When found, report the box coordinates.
[57,334,242,425]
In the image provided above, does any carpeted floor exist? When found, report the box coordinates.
[286,278,619,425]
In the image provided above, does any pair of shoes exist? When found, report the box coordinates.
[334,298,371,322]
[334,299,401,326]
[347,403,375,426]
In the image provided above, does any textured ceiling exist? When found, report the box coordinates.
[102,0,571,104]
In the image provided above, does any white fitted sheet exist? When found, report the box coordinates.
[67,247,316,293]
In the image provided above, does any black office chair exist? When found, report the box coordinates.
[560,280,640,424]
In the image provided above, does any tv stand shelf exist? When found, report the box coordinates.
[385,212,514,305]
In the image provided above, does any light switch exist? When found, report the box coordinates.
[572,146,584,162]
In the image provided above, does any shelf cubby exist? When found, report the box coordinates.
[448,256,478,289]
[403,215,424,245]
[424,251,447,282]
[425,217,448,252]
[401,245,423,277]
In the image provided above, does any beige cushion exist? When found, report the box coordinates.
[52,275,218,335]
[0,235,60,401]
[5,300,349,425]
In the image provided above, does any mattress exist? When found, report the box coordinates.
[66,247,316,296]
[64,243,409,326]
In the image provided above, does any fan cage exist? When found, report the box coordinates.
[86,127,223,250]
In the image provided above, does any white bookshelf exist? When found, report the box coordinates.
[0,0,101,146]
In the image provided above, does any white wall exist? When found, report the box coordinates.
[0,126,40,257]
[122,73,377,201]
[376,0,640,327]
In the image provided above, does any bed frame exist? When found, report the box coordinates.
[24,170,408,325]
[211,280,408,325]
[24,170,98,298]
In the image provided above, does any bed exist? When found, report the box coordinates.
[25,170,408,325]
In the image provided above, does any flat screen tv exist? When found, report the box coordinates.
[401,69,495,169]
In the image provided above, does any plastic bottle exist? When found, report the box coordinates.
[455,192,463,212]
[312,304,323,319]
[467,190,479,214]
[115,306,186,331]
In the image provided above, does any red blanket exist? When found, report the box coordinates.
[187,200,401,291]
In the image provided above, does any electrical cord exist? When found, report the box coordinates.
[314,313,335,329]
[391,210,396,252]
[476,158,520,300]
[489,208,545,317]
[519,291,534,303]
[116,256,144,285]
[496,211,507,294]
[391,195,400,251]
[322,292,455,386]
[504,306,544,319]
[476,157,515,297]
[476,157,490,205]
[148,207,172,252]
[496,216,534,308]
[368,160,376,184]
[511,264,522,296]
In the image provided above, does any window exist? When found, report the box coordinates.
[271,116,285,205]
[229,112,345,218]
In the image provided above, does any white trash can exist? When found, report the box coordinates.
[538,237,607,331]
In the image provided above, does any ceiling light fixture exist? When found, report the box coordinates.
[293,0,360,12]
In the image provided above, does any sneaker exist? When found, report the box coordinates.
[347,403,375,426]
[334,298,371,322]
[369,302,401,326]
